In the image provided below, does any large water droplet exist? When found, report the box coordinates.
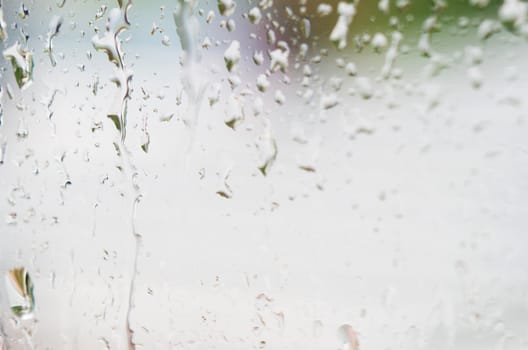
[218,0,236,17]
[224,40,241,72]
[330,2,356,50]
[248,7,262,24]
[3,43,34,89]
[5,267,35,320]
[337,324,359,350]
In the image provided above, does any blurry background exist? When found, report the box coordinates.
[0,0,528,349]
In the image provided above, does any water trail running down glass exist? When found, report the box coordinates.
[45,15,63,67]
[126,194,143,350]
[91,2,141,348]
[91,2,132,143]
[173,0,207,157]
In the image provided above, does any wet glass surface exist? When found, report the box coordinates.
[1,0,528,348]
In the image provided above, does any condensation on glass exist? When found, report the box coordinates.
[0,0,527,349]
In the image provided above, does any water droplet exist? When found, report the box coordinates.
[16,118,29,138]
[0,141,6,165]
[269,42,289,73]
[301,18,311,39]
[337,324,359,350]
[467,66,483,88]
[46,16,63,67]
[3,43,34,89]
[257,125,278,176]
[274,90,285,105]
[317,3,333,17]
[216,172,233,199]
[18,3,29,19]
[224,40,241,72]
[465,46,483,65]
[248,7,262,24]
[208,83,221,106]
[92,8,128,67]
[345,62,357,76]
[224,95,244,129]
[107,114,122,132]
[259,0,273,10]
[253,97,264,116]
[141,131,150,153]
[253,50,264,65]
[371,32,388,51]
[218,0,236,17]
[0,8,7,41]
[95,5,108,20]
[202,36,212,48]
[499,0,527,31]
[379,0,390,13]
[470,0,490,7]
[321,94,339,109]
[330,2,356,50]
[226,18,236,32]
[356,76,373,99]
[381,31,403,78]
[267,29,276,45]
[206,10,215,24]
[478,19,501,39]
[256,74,270,92]
[5,267,35,320]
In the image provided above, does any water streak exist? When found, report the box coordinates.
[45,16,63,67]
[126,194,143,350]
[92,2,132,143]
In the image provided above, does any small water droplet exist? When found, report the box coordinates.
[371,32,388,51]
[256,74,270,92]
[257,125,278,176]
[301,18,311,39]
[317,3,333,17]
[226,18,236,32]
[321,94,339,109]
[345,62,357,76]
[356,76,373,99]
[206,10,215,24]
[253,50,264,66]
[467,66,483,88]
[274,90,285,105]
[18,3,29,19]
[478,19,501,39]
